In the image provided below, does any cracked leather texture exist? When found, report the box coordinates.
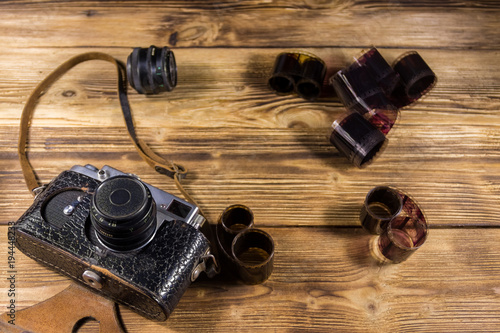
[14,170,210,321]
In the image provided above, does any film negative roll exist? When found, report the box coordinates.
[216,204,274,284]
[330,64,399,135]
[360,186,403,234]
[361,186,428,263]
[343,47,436,108]
[354,48,400,96]
[268,53,302,95]
[377,188,428,263]
[329,47,436,167]
[391,51,437,108]
[329,111,387,168]
[360,186,427,233]
[296,55,327,100]
[231,229,275,285]
[268,52,326,101]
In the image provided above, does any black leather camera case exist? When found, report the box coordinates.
[14,170,210,321]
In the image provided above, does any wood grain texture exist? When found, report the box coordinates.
[0,47,499,228]
[0,1,498,49]
[0,0,499,332]
[1,226,500,332]
[0,48,499,129]
[1,124,499,228]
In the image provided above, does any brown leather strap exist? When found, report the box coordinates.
[18,51,187,195]
[0,283,125,333]
[0,321,32,333]
[18,51,217,274]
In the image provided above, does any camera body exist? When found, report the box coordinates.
[14,165,213,321]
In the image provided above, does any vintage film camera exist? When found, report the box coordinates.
[13,164,216,321]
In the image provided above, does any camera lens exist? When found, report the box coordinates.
[90,176,157,251]
[127,45,177,94]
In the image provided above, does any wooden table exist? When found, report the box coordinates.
[1,1,499,332]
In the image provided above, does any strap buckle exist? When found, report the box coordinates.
[191,251,220,282]
[32,185,47,199]
[154,162,187,180]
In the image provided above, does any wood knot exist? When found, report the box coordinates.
[367,303,377,313]
[85,9,97,17]
[169,32,178,46]
[288,121,309,129]
[62,90,76,97]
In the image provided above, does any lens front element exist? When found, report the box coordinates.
[90,176,157,251]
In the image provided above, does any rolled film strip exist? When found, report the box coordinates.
[329,47,436,167]
[391,51,437,108]
[215,204,275,284]
[360,186,403,235]
[361,186,428,263]
[329,112,388,168]
[268,52,327,101]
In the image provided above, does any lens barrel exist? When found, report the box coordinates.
[90,176,157,251]
[127,45,177,94]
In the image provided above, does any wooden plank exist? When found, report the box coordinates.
[1,121,499,227]
[1,226,499,332]
[0,1,499,332]
[0,48,498,230]
[0,1,498,49]
[0,47,499,128]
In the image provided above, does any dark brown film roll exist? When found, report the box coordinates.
[268,52,326,100]
[329,112,387,168]
[215,204,275,284]
[328,48,436,167]
[361,186,429,263]
[296,55,326,100]
[391,51,437,108]
[355,47,400,95]
[231,229,275,285]
[360,186,403,234]
[268,53,302,95]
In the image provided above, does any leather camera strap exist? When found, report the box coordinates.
[18,51,187,195]
[0,283,125,333]
[18,51,219,276]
